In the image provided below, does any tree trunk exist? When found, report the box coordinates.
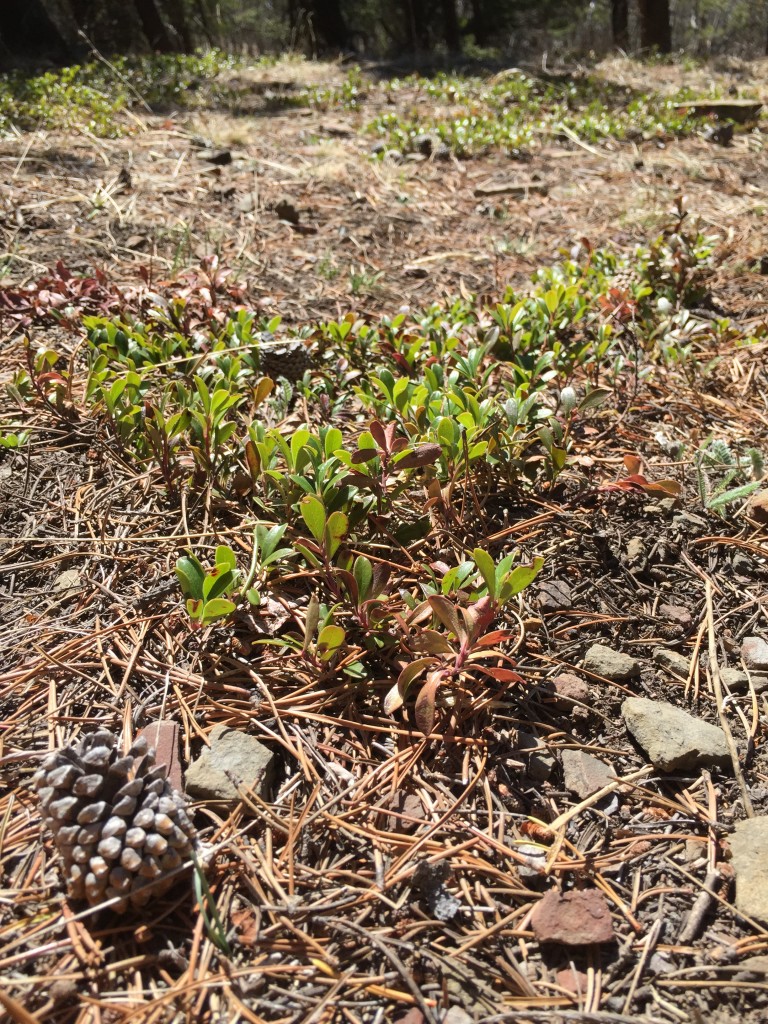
[309,0,348,51]
[191,0,216,46]
[133,0,174,51]
[467,0,488,45]
[638,0,672,53]
[612,0,629,50]
[441,0,461,52]
[161,0,193,51]
[0,0,69,64]
[404,0,430,51]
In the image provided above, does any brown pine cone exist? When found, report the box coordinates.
[32,730,198,913]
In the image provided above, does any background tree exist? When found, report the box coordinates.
[132,0,175,51]
[0,0,69,65]
[638,0,672,52]
[612,0,629,50]
[308,0,349,51]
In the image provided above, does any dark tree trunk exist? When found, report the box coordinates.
[162,0,193,50]
[441,0,461,52]
[0,0,69,64]
[404,0,430,51]
[612,0,629,50]
[467,0,488,45]
[309,0,348,51]
[191,0,216,46]
[638,0,672,53]
[133,0,175,51]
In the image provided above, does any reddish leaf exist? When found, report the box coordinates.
[472,665,524,684]
[414,670,444,735]
[350,447,379,464]
[428,595,463,638]
[643,478,682,496]
[394,444,443,469]
[473,629,516,646]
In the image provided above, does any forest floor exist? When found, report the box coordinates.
[1,54,768,1024]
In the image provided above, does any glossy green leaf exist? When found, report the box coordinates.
[317,624,346,661]
[215,545,237,572]
[300,494,326,543]
[472,548,497,598]
[353,555,374,603]
[200,598,236,624]
[202,567,236,601]
[498,556,545,602]
[175,555,205,600]
[324,510,348,558]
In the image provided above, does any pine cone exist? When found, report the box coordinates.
[32,730,198,913]
[258,337,313,382]
[607,266,642,300]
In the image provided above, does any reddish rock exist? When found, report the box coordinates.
[531,889,615,946]
[557,966,590,995]
[747,489,768,524]
[549,672,590,707]
[658,603,693,630]
[561,748,615,798]
[137,720,183,793]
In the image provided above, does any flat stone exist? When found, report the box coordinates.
[742,636,768,671]
[730,816,768,925]
[547,672,591,708]
[622,697,730,773]
[653,647,691,677]
[625,537,645,565]
[720,667,750,691]
[658,603,693,629]
[583,643,642,681]
[556,966,589,995]
[518,731,555,782]
[137,721,182,793]
[733,954,768,980]
[185,725,274,804]
[561,749,615,799]
[537,579,572,612]
[531,889,615,945]
[442,1009,473,1024]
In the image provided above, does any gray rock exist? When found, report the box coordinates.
[518,731,555,782]
[730,817,768,925]
[537,578,572,612]
[625,537,645,565]
[515,842,548,881]
[583,643,642,681]
[653,647,691,676]
[622,697,730,773]
[732,551,752,574]
[742,636,768,671]
[720,667,750,691]
[561,749,615,798]
[733,954,768,980]
[443,1008,474,1024]
[185,725,274,804]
